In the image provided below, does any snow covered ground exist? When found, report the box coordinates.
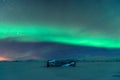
[0,60,120,80]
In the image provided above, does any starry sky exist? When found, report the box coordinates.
[0,0,120,60]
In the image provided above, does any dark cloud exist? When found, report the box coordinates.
[0,40,119,60]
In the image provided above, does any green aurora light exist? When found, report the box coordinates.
[0,22,120,48]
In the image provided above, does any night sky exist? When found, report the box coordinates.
[0,0,120,60]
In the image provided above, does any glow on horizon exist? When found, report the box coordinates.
[0,57,11,61]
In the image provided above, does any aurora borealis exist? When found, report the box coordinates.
[0,0,120,60]
[0,22,119,48]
